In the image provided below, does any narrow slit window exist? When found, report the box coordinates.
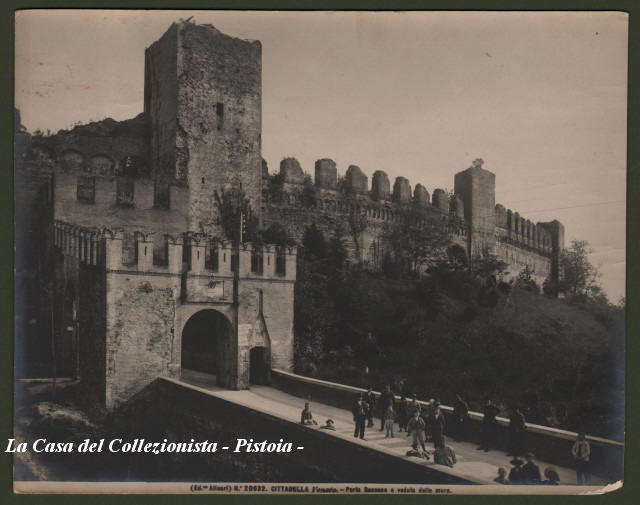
[216,102,224,130]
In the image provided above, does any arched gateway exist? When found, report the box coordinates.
[181,309,232,382]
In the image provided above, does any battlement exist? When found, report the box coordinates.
[267,156,462,219]
[53,220,297,282]
[494,203,553,255]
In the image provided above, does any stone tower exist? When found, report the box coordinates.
[144,21,263,231]
[454,158,496,258]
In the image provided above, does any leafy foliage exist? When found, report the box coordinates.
[382,211,452,277]
[559,240,600,298]
[516,265,540,293]
[293,229,624,439]
[214,186,259,245]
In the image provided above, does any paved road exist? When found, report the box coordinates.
[178,370,605,487]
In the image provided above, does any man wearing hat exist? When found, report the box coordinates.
[508,457,524,484]
[320,419,336,431]
[352,394,368,440]
[521,452,542,484]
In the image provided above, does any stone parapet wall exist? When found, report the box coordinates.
[271,370,623,481]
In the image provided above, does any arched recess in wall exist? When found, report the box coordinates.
[181,309,233,381]
[60,149,85,171]
[89,154,115,176]
[30,144,56,164]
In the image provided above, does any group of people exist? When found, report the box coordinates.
[300,388,594,485]
[494,452,560,485]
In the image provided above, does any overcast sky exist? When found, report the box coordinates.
[15,10,628,301]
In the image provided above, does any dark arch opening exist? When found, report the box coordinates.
[249,346,270,385]
[181,310,232,378]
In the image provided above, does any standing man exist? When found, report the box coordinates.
[429,405,446,449]
[452,394,469,441]
[365,388,376,428]
[397,395,409,432]
[508,407,527,457]
[572,433,591,485]
[379,384,395,431]
[477,397,500,452]
[407,409,427,453]
[352,394,368,440]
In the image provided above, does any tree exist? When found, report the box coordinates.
[328,223,348,271]
[559,240,600,298]
[302,224,327,259]
[347,203,368,260]
[515,265,540,293]
[213,186,258,245]
[382,210,451,277]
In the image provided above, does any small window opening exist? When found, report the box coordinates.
[216,102,224,130]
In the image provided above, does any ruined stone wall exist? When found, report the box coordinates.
[28,114,149,178]
[263,157,468,264]
[173,22,263,232]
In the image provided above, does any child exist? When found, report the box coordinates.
[494,467,508,484]
[300,402,318,425]
[320,419,336,431]
[384,405,395,438]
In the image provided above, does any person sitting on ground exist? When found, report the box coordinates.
[494,467,509,484]
[406,444,430,460]
[521,452,542,484]
[300,402,317,425]
[508,458,524,484]
[384,405,395,438]
[433,437,457,468]
[320,419,336,431]
[542,467,560,485]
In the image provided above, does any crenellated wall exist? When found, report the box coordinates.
[52,219,296,408]
[492,202,561,286]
